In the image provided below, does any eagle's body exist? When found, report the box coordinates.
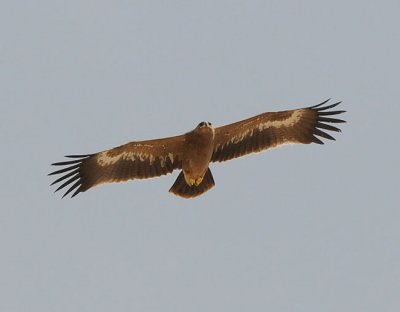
[50,100,345,199]
[182,122,215,186]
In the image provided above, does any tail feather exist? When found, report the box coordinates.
[169,168,215,199]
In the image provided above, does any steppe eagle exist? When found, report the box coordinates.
[49,99,345,199]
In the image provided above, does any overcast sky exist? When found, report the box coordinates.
[1,1,399,311]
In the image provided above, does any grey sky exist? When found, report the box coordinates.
[1,0,399,311]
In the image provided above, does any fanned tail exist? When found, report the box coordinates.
[169,168,215,199]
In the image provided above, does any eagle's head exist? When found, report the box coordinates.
[194,121,215,138]
[197,121,213,128]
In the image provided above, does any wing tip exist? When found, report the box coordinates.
[50,154,89,199]
[310,99,346,144]
[311,98,331,108]
[64,154,93,158]
[310,99,344,112]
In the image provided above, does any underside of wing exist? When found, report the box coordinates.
[211,99,346,162]
[49,135,185,198]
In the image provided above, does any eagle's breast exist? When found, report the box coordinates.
[182,124,215,185]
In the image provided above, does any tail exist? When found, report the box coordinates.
[169,168,215,199]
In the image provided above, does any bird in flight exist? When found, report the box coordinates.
[49,99,345,199]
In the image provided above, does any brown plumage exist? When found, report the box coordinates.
[49,99,345,199]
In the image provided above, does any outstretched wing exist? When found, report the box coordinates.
[211,99,345,162]
[49,135,185,198]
